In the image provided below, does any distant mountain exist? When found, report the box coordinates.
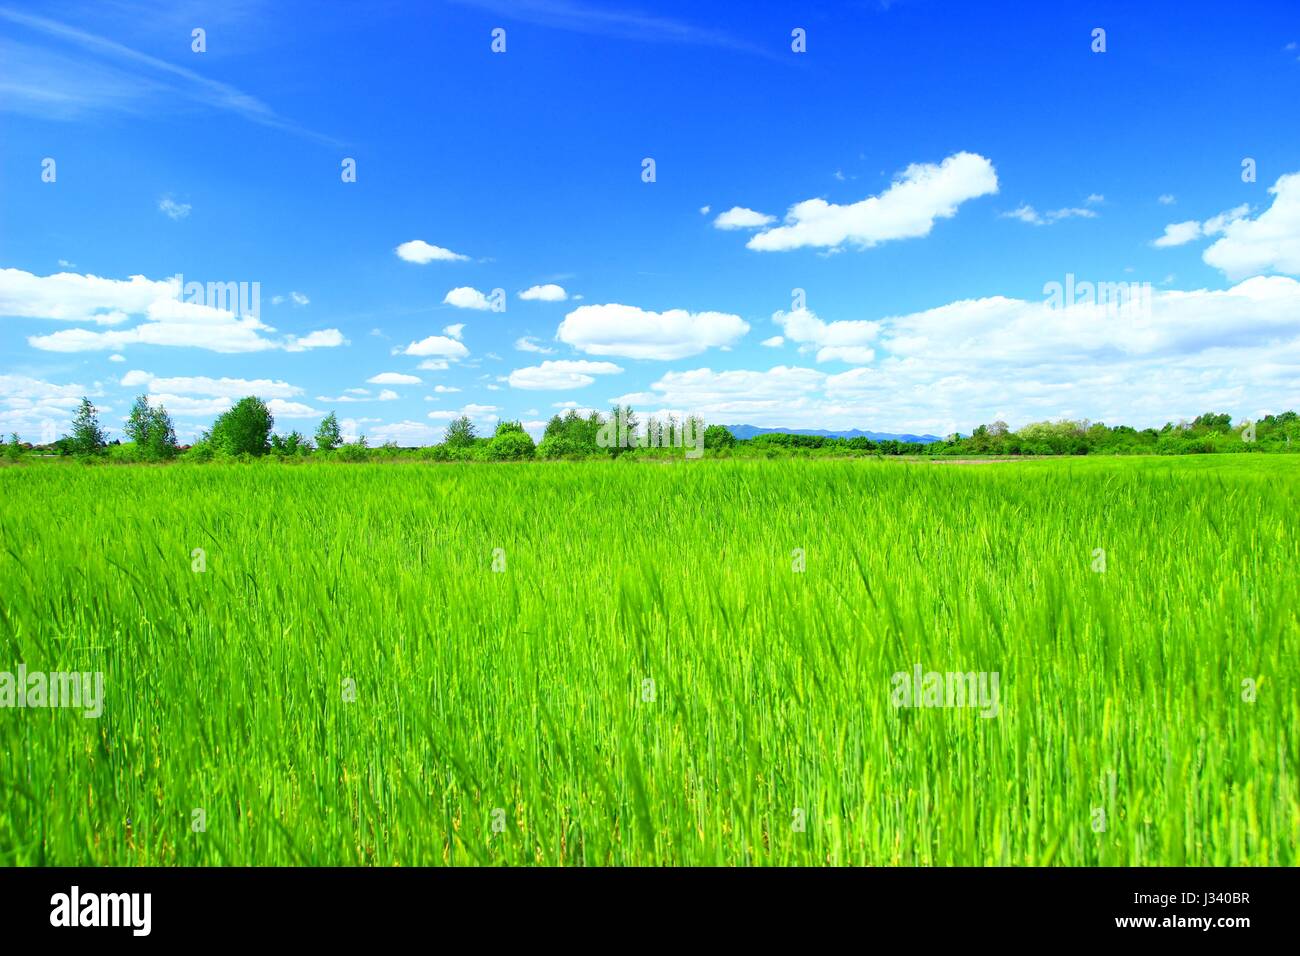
[725,424,944,444]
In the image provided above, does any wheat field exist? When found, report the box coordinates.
[1,455,1295,865]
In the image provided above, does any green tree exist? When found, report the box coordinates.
[68,397,107,456]
[703,424,735,450]
[4,432,21,462]
[125,395,178,460]
[271,430,309,456]
[315,412,343,452]
[444,415,477,447]
[210,396,274,456]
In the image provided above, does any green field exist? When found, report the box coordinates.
[1,455,1296,865]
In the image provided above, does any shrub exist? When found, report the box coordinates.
[488,429,536,461]
[537,436,586,460]
[183,441,214,463]
[336,437,370,462]
[703,424,736,450]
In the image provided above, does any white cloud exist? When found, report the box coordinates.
[761,335,784,347]
[1159,194,1177,205]
[508,359,624,390]
[773,307,880,364]
[0,374,94,440]
[266,399,319,418]
[443,323,465,340]
[108,353,125,362]
[746,151,998,252]
[290,291,309,306]
[367,372,421,385]
[515,336,554,354]
[400,335,470,360]
[285,328,346,351]
[633,366,827,419]
[370,420,442,445]
[443,286,492,310]
[119,372,303,399]
[428,404,498,425]
[1,269,345,353]
[433,384,460,393]
[1153,220,1204,248]
[712,206,775,230]
[518,283,568,301]
[418,359,449,371]
[158,197,191,220]
[557,303,749,359]
[316,390,398,403]
[395,240,469,263]
[699,205,711,215]
[1203,173,1300,278]
[1153,204,1250,249]
[612,272,1300,436]
[1001,204,1097,226]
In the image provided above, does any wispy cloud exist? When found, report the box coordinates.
[449,0,779,59]
[0,6,337,143]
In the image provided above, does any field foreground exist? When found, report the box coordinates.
[1,456,1296,865]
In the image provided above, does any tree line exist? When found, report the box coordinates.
[4,396,1298,464]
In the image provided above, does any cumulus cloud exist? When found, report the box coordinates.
[367,372,421,385]
[443,286,493,310]
[428,404,498,425]
[443,323,465,339]
[515,336,554,354]
[399,335,470,360]
[616,271,1300,436]
[285,329,346,351]
[1153,204,1250,249]
[369,420,442,445]
[395,240,469,263]
[119,372,303,399]
[1,269,344,353]
[518,283,567,301]
[316,390,399,403]
[158,197,191,220]
[761,336,784,347]
[712,207,775,230]
[508,359,624,390]
[0,374,95,439]
[557,303,749,360]
[746,151,998,252]
[1153,221,1205,248]
[773,307,880,364]
[266,399,319,418]
[1202,173,1300,278]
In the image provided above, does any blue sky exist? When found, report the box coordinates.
[3,0,1300,444]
